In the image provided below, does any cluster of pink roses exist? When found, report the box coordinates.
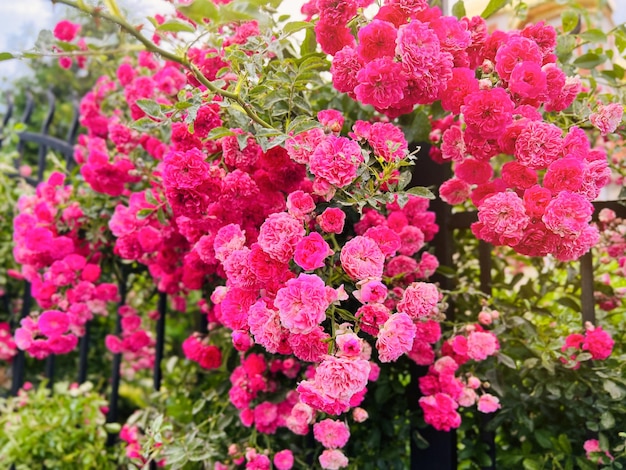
[418,323,501,430]
[0,322,17,362]
[319,0,619,262]
[52,20,86,69]
[561,323,615,367]
[105,306,156,378]
[12,172,119,359]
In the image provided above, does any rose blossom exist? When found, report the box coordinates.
[419,393,461,431]
[396,282,440,319]
[257,212,305,263]
[340,236,385,281]
[294,232,333,271]
[319,449,349,470]
[313,419,351,449]
[309,135,364,188]
[376,312,417,362]
[590,103,623,136]
[467,331,499,361]
[275,274,331,335]
[477,393,501,413]
[38,310,70,337]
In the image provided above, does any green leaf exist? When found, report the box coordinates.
[558,434,572,454]
[573,52,606,69]
[556,296,580,311]
[145,189,158,206]
[600,411,615,430]
[497,353,517,369]
[282,21,313,35]
[104,423,121,433]
[136,208,154,220]
[523,458,543,470]
[580,29,607,43]
[534,429,553,449]
[556,35,577,62]
[451,1,466,19]
[481,0,510,19]
[603,380,626,400]
[300,26,318,56]
[135,99,163,119]
[177,0,218,24]
[561,10,579,33]
[0,52,14,61]
[406,186,435,199]
[192,399,205,415]
[206,126,236,140]
[157,20,196,33]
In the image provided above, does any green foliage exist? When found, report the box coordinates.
[0,381,121,468]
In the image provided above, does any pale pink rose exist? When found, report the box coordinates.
[376,312,417,362]
[467,376,481,389]
[477,393,501,413]
[396,282,440,319]
[319,449,349,470]
[352,407,369,423]
[477,311,493,325]
[257,212,305,263]
[275,274,331,334]
[314,419,351,449]
[457,387,477,407]
[467,331,499,361]
[590,103,623,136]
[354,280,388,304]
[213,224,246,263]
[286,402,315,435]
[336,333,362,358]
[340,236,385,281]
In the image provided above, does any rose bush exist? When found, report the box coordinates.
[0,0,626,468]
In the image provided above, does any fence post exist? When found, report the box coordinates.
[106,267,127,445]
[478,240,496,470]
[10,282,32,396]
[409,147,457,469]
[149,292,168,469]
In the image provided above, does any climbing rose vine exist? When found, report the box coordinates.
[4,0,625,467]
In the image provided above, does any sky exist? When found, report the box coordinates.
[0,0,306,89]
[0,0,624,88]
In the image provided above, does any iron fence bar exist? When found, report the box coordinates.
[14,92,34,161]
[35,89,56,184]
[478,240,496,470]
[44,354,55,389]
[106,268,127,446]
[409,150,457,469]
[10,282,32,396]
[0,92,14,148]
[149,292,167,470]
[153,292,167,391]
[580,251,596,325]
[77,323,90,384]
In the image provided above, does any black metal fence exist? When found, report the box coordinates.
[1,92,623,469]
